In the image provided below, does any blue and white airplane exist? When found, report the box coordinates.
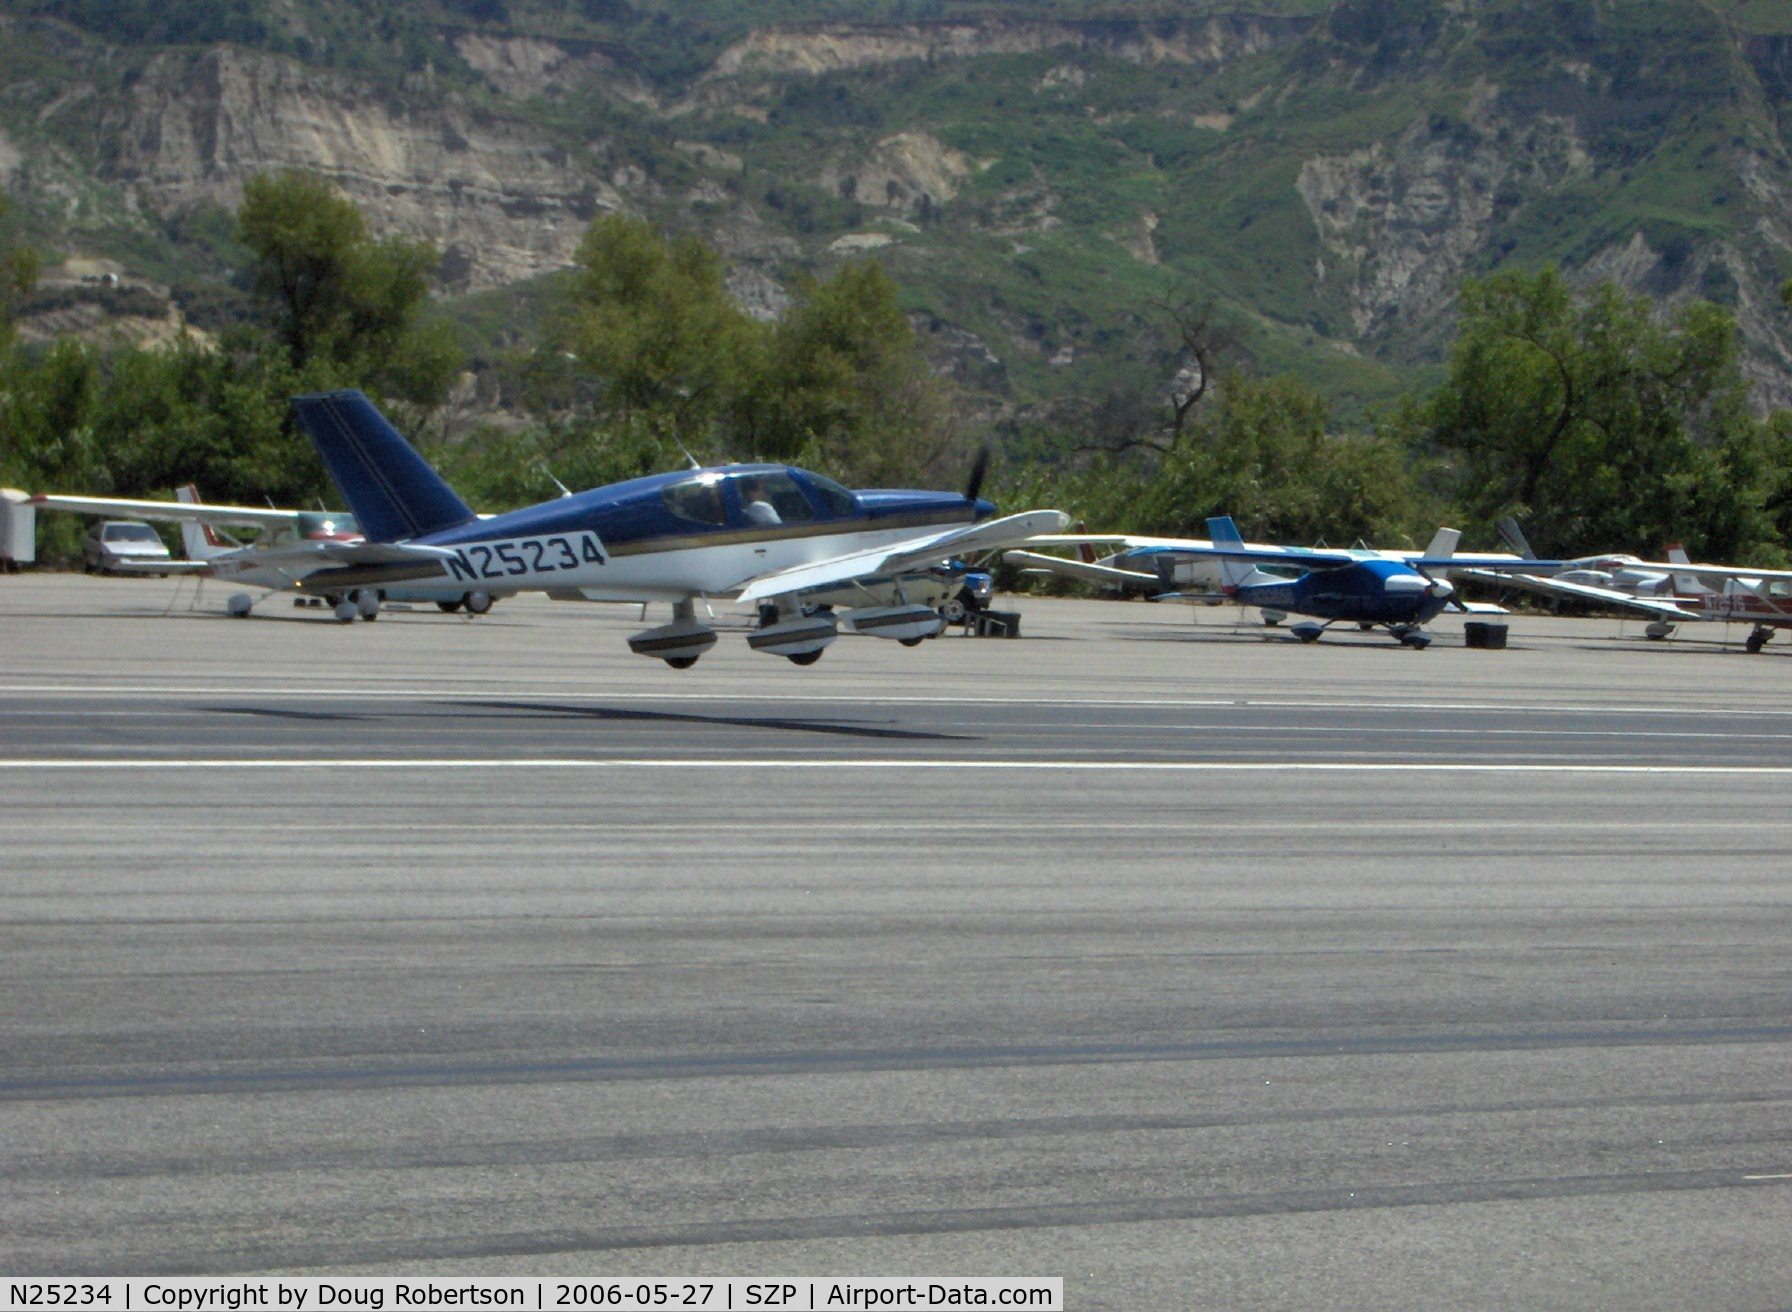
[1146,516,1545,648]
[289,389,1067,667]
[1016,517,1546,647]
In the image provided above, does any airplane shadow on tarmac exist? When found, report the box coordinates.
[447,699,974,742]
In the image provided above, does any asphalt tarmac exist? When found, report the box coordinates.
[3,575,1790,1307]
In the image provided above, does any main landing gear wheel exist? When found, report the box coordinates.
[436,599,463,613]
[899,636,925,647]
[463,590,493,615]
[665,656,700,670]
[787,650,824,666]
[1746,628,1772,654]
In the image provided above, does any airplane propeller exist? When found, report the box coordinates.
[964,445,991,504]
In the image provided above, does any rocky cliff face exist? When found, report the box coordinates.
[707,14,1299,79]
[1296,89,1595,343]
[103,46,631,290]
[9,6,1792,412]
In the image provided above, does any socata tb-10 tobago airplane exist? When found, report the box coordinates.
[288,389,1067,667]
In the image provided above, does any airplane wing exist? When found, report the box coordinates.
[1621,560,1792,583]
[1002,550,1160,589]
[1149,542,1365,569]
[30,493,298,532]
[1021,533,1153,549]
[1454,568,1702,620]
[108,559,212,575]
[735,510,1070,604]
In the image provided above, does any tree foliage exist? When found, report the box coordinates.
[237,169,456,406]
[542,215,960,486]
[1005,371,1433,552]
[1415,267,1771,559]
[0,195,40,355]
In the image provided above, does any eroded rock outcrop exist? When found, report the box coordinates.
[105,46,631,289]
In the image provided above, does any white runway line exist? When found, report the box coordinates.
[8,758,1792,774]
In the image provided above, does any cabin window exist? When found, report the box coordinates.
[804,473,858,519]
[661,475,728,526]
[735,471,814,525]
[297,511,359,539]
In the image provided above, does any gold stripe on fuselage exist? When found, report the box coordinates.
[603,509,973,558]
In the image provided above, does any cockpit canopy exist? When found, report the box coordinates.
[658,467,859,529]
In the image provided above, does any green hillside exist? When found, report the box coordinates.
[4,0,1792,429]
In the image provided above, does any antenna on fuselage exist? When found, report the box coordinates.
[544,469,574,499]
[673,436,701,471]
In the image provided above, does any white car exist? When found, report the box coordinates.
[83,519,172,574]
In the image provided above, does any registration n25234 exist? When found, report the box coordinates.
[443,531,607,583]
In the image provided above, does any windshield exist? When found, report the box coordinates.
[104,523,162,544]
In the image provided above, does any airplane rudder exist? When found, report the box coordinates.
[290,389,475,542]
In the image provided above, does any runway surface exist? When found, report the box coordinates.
[3,575,1790,1307]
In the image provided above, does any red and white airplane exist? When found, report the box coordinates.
[1459,521,1792,652]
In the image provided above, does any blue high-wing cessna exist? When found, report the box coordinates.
[1147,516,1560,648]
[288,390,1067,667]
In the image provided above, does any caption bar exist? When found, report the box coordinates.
[3,1279,1063,1312]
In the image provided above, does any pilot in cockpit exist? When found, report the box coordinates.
[741,476,782,526]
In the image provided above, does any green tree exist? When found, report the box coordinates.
[0,194,40,355]
[548,213,763,449]
[1418,267,1769,558]
[749,258,959,484]
[237,169,456,406]
[1137,372,1429,547]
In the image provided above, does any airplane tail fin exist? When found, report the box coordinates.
[1665,543,1705,594]
[1495,516,1536,560]
[174,484,230,560]
[289,391,477,543]
[1204,515,1259,590]
[1423,527,1461,560]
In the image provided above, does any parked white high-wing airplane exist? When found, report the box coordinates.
[30,486,505,620]
[287,389,1068,666]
